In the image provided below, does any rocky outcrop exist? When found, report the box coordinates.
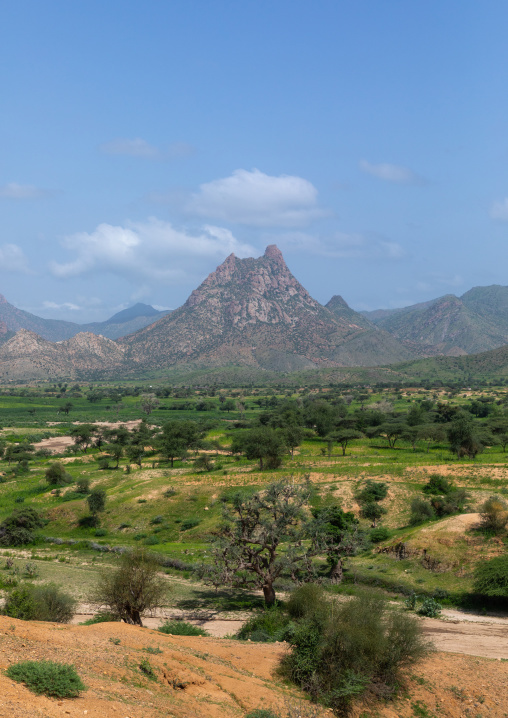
[122,245,414,370]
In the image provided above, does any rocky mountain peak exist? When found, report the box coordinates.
[264,244,284,263]
[326,295,350,310]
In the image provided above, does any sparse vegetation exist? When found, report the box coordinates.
[5,660,85,698]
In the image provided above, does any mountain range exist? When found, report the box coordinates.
[0,297,170,343]
[0,246,508,381]
[362,285,508,355]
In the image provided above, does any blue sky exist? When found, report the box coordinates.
[2,0,508,322]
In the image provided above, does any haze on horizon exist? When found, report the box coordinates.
[1,1,508,323]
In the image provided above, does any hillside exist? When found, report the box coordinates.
[364,285,508,355]
[0,616,506,718]
[0,330,126,381]
[121,245,415,372]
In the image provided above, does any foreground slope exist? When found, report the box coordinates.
[122,245,415,371]
[0,616,506,717]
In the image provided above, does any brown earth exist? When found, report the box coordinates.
[0,615,507,718]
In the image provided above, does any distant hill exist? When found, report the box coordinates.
[0,330,126,381]
[121,245,416,372]
[81,303,171,340]
[0,296,169,342]
[361,285,508,355]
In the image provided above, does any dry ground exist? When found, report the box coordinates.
[0,615,506,718]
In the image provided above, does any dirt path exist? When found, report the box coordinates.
[421,617,508,659]
[73,606,508,659]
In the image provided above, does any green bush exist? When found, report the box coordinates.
[287,583,327,621]
[6,660,85,698]
[158,620,209,636]
[76,477,90,494]
[473,554,508,606]
[369,527,391,543]
[180,518,200,531]
[45,462,72,486]
[0,507,44,546]
[4,583,76,623]
[417,598,442,618]
[280,591,429,716]
[409,498,435,525]
[422,474,453,495]
[236,604,292,643]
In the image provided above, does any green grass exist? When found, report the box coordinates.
[0,382,505,611]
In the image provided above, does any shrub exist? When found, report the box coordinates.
[158,620,209,636]
[150,515,164,525]
[97,458,110,470]
[245,711,280,718]
[6,660,85,698]
[180,518,200,531]
[0,507,44,546]
[369,527,390,543]
[417,597,442,618]
[287,583,327,621]
[80,611,119,625]
[409,498,435,525]
[4,583,76,623]
[422,474,453,495]
[479,495,508,534]
[280,591,429,716]
[87,488,106,516]
[145,535,159,545]
[93,549,166,626]
[164,488,177,497]
[431,488,469,517]
[236,604,292,643]
[45,462,72,487]
[78,514,101,528]
[473,554,508,606]
[76,477,90,494]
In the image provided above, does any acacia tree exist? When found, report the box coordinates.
[201,479,318,606]
[231,426,287,469]
[93,549,167,626]
[328,429,364,457]
[310,506,367,583]
[158,420,204,467]
[139,393,160,417]
[70,424,97,453]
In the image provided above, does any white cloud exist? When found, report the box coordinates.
[49,218,255,281]
[186,168,327,227]
[359,160,426,185]
[0,244,31,272]
[42,301,81,311]
[0,183,49,199]
[276,231,405,260]
[490,198,508,221]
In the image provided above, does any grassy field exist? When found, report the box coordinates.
[0,382,506,610]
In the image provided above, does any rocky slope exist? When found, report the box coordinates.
[0,330,126,381]
[122,245,415,371]
[364,285,508,355]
